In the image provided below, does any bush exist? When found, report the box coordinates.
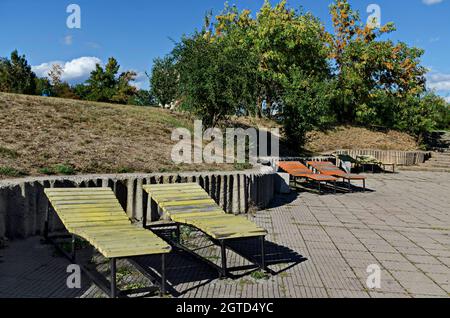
[39,164,75,176]
[128,89,156,106]
[281,68,335,150]
[392,93,447,139]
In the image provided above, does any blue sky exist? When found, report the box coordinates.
[0,0,449,100]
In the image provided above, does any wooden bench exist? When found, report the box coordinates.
[143,183,267,277]
[278,161,338,194]
[307,161,367,192]
[44,187,171,298]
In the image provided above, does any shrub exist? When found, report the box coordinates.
[54,164,75,175]
[0,167,26,177]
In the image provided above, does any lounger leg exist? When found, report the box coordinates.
[318,181,322,195]
[260,236,266,272]
[110,258,117,298]
[363,179,366,193]
[161,254,166,296]
[176,224,181,244]
[347,179,351,191]
[334,180,337,194]
[220,240,227,278]
[71,234,76,262]
[44,204,50,241]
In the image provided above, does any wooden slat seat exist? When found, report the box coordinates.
[307,161,367,191]
[307,161,367,180]
[143,183,267,240]
[44,188,172,259]
[44,187,172,297]
[278,161,338,193]
[143,183,267,277]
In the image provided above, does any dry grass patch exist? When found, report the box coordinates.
[0,93,237,179]
[0,93,421,179]
[306,126,419,153]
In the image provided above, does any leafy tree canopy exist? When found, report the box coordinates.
[0,50,36,95]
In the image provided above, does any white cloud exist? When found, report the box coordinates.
[422,0,443,5]
[86,41,101,49]
[131,71,149,90]
[444,96,450,103]
[32,57,102,84]
[64,35,73,46]
[426,71,450,91]
[33,57,149,89]
[429,37,440,43]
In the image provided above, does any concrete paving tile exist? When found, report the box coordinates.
[405,254,443,265]
[369,292,411,298]
[414,263,450,275]
[2,171,450,298]
[379,260,418,272]
[390,271,447,296]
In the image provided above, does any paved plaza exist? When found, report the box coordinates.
[0,171,449,298]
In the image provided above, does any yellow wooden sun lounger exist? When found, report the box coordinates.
[143,183,268,277]
[44,187,171,298]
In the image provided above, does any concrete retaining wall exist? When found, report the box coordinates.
[0,166,276,240]
[269,151,430,167]
[334,149,431,166]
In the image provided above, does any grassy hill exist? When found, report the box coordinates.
[0,93,420,179]
[0,93,234,179]
[306,126,419,153]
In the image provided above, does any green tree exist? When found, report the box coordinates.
[213,0,330,118]
[112,70,138,104]
[394,93,449,138]
[128,89,156,106]
[282,67,335,150]
[174,33,258,127]
[73,83,91,100]
[434,98,450,130]
[328,0,426,124]
[53,82,78,99]
[0,50,36,94]
[34,77,52,96]
[85,57,137,103]
[150,56,179,107]
[85,57,119,102]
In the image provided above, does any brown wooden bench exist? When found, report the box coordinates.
[307,161,367,192]
[278,161,338,194]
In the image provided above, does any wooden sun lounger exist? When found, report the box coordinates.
[357,155,396,173]
[143,183,267,277]
[278,161,337,194]
[44,187,172,298]
[307,161,367,192]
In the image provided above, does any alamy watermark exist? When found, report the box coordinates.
[66,4,81,29]
[367,4,381,29]
[366,264,382,289]
[171,121,280,165]
[66,264,81,289]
